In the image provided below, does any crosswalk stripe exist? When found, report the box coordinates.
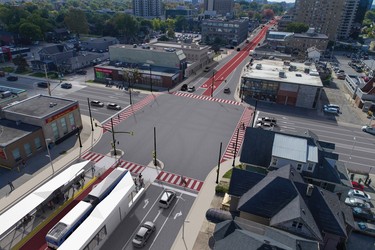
[170,175,178,184]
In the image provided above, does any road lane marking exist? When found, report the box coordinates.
[151,182,198,197]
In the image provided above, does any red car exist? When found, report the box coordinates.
[352,181,364,191]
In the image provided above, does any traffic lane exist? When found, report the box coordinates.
[101,185,164,250]
[148,192,195,250]
[111,94,244,179]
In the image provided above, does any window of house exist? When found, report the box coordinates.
[24,143,32,156]
[308,163,314,171]
[272,158,277,165]
[60,117,68,134]
[12,148,21,161]
[297,163,302,171]
[51,122,59,140]
[34,137,41,149]
[292,221,298,227]
[297,223,303,229]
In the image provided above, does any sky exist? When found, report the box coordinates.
[269,0,295,2]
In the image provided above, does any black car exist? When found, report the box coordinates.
[61,82,72,89]
[37,82,50,88]
[352,207,375,222]
[223,88,231,94]
[76,70,87,75]
[180,84,188,91]
[7,76,18,81]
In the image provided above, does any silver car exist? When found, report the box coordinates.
[132,221,156,248]
[159,190,176,208]
[107,103,121,110]
[348,189,371,202]
[362,125,375,135]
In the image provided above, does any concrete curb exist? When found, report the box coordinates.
[171,158,239,250]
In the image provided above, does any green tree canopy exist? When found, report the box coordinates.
[64,8,89,37]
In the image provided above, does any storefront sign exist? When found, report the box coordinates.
[45,105,78,124]
[96,68,113,74]
[0,147,7,159]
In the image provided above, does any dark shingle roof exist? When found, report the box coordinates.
[228,168,265,197]
[240,128,275,167]
[39,44,70,55]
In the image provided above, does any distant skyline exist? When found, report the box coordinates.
[269,0,295,3]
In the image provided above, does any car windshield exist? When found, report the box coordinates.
[135,234,144,240]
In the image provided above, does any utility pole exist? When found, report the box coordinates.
[153,127,157,166]
[87,98,94,131]
[44,64,51,96]
[216,142,222,184]
[232,128,239,167]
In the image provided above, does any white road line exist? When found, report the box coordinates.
[151,182,198,197]
[121,191,164,250]
[149,194,183,250]
[152,209,162,223]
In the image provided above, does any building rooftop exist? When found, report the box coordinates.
[3,95,77,119]
[242,59,323,87]
[152,42,209,51]
[0,119,40,146]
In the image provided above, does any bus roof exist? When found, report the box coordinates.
[88,168,126,199]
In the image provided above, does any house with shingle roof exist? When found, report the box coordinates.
[227,166,355,250]
[239,128,351,196]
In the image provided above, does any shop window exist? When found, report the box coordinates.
[51,122,59,140]
[12,148,21,161]
[24,143,32,156]
[60,117,68,134]
[34,137,41,149]
[69,113,75,128]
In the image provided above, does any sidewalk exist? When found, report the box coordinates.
[171,158,239,250]
[0,115,103,213]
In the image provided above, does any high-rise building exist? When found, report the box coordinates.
[133,0,162,18]
[294,0,359,41]
[204,0,234,16]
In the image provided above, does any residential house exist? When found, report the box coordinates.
[227,166,355,250]
[240,128,351,195]
[307,47,321,62]
[213,217,320,250]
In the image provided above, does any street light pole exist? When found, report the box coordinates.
[251,99,258,127]
[87,98,94,131]
[45,138,54,173]
[216,142,222,184]
[153,127,157,166]
[111,118,117,156]
[232,128,239,167]
[150,65,153,93]
[77,128,82,148]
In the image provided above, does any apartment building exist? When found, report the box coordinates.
[204,0,234,16]
[201,19,248,46]
[294,0,359,40]
[133,0,162,18]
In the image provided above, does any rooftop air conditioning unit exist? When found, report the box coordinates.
[279,71,286,78]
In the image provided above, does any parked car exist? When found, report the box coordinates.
[258,117,277,125]
[180,84,188,91]
[223,88,231,94]
[362,125,375,135]
[90,100,104,107]
[187,86,195,92]
[355,222,375,237]
[345,197,371,210]
[159,190,176,208]
[352,181,364,191]
[348,189,371,202]
[352,207,375,222]
[324,104,340,111]
[132,221,155,248]
[323,107,339,114]
[76,70,87,75]
[61,82,72,89]
[37,82,50,88]
[7,75,18,81]
[337,74,346,80]
[107,103,121,110]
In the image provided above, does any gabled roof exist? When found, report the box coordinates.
[234,167,352,240]
[39,44,71,55]
[272,134,308,163]
[228,168,264,197]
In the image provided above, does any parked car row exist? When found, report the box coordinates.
[255,117,277,130]
[90,100,121,110]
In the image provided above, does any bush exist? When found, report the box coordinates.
[215,183,229,195]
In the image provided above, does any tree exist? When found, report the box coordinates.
[13,55,29,73]
[262,9,274,19]
[175,16,188,32]
[286,22,309,33]
[167,28,175,38]
[19,22,42,43]
[64,8,89,37]
[111,13,139,43]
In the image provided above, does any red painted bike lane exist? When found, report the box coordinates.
[200,21,275,96]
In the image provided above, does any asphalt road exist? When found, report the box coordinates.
[102,185,195,250]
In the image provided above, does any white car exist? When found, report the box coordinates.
[344,197,371,209]
[362,125,375,135]
[187,86,195,92]
[159,190,176,208]
[107,103,121,110]
[348,189,371,202]
[323,107,339,114]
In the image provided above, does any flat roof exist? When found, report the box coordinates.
[0,119,40,146]
[3,95,77,118]
[152,42,209,51]
[242,59,323,87]
[96,65,179,77]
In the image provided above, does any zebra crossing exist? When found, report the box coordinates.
[81,151,145,175]
[156,170,204,192]
[101,94,158,132]
[174,92,241,106]
[221,107,254,162]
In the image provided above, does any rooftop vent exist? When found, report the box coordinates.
[306,184,314,197]
[49,102,57,108]
[296,74,302,77]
